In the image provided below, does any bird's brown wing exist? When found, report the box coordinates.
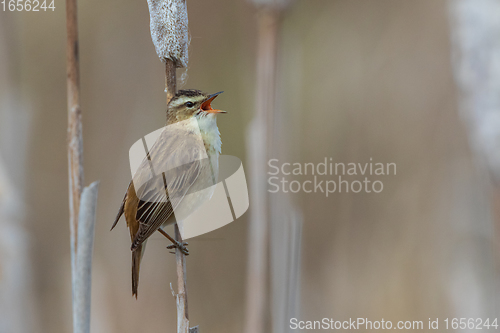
[129,127,208,250]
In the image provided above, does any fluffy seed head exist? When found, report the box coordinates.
[147,0,189,67]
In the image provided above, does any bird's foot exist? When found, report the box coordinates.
[167,241,189,255]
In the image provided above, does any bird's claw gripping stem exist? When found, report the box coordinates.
[157,228,189,255]
[167,241,189,255]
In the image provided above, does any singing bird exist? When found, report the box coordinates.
[112,89,225,297]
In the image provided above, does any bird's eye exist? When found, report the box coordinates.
[186,101,194,108]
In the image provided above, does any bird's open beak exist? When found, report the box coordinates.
[201,91,226,113]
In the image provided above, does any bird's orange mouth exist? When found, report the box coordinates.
[201,91,226,113]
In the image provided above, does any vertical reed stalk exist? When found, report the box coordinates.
[449,0,500,260]
[165,58,190,333]
[246,2,301,332]
[66,0,83,286]
[245,8,280,333]
[74,182,99,333]
[174,224,189,333]
[165,59,177,104]
[66,1,99,332]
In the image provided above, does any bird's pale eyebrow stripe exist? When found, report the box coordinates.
[170,99,186,108]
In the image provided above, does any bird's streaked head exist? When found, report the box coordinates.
[167,89,225,124]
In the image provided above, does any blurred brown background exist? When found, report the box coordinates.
[0,0,499,332]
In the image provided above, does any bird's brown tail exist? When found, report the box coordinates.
[132,244,143,298]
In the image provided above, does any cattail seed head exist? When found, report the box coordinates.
[147,0,189,67]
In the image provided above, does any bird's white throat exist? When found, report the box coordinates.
[196,114,222,155]
[194,115,222,184]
